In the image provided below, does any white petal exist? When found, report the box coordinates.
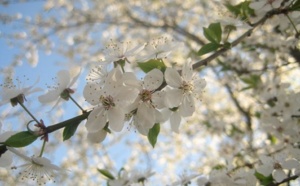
[182,59,193,81]
[107,107,125,132]
[38,90,60,103]
[86,107,107,132]
[7,147,31,162]
[87,129,107,143]
[83,83,102,105]
[68,66,82,87]
[0,151,13,167]
[282,159,300,169]
[137,103,155,129]
[115,87,139,108]
[122,72,140,89]
[152,91,166,109]
[273,169,286,183]
[32,156,62,171]
[179,94,195,117]
[155,109,168,123]
[126,43,146,56]
[170,112,181,133]
[165,68,182,88]
[257,165,273,177]
[165,89,183,108]
[57,70,71,89]
[143,69,163,91]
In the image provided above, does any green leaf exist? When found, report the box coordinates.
[147,123,160,148]
[254,171,273,186]
[137,59,166,73]
[203,22,222,44]
[267,134,277,145]
[63,119,82,141]
[98,168,115,180]
[225,1,254,20]
[240,74,261,90]
[203,27,217,44]
[4,131,38,147]
[198,43,221,56]
[208,22,222,43]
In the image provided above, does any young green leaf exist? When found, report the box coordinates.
[97,168,115,180]
[225,1,254,20]
[63,120,82,141]
[198,43,221,56]
[4,131,38,148]
[137,59,166,73]
[147,123,160,148]
[254,171,273,186]
[208,22,222,43]
[240,74,261,90]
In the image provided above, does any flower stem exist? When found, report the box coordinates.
[69,95,85,113]
[39,139,46,157]
[18,100,40,124]
[285,13,299,36]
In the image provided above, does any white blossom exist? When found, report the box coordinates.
[0,76,41,107]
[164,59,206,132]
[249,0,282,15]
[101,40,146,64]
[0,122,16,167]
[123,68,165,135]
[9,147,64,185]
[84,67,138,133]
[257,152,300,183]
[139,37,181,61]
[38,66,81,110]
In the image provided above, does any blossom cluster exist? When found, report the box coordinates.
[0,37,206,184]
[83,39,206,142]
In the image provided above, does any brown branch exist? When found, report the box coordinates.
[267,174,299,186]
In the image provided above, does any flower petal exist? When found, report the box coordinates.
[0,151,13,167]
[137,103,155,130]
[83,83,102,105]
[165,68,182,88]
[38,90,60,103]
[86,107,107,132]
[182,59,193,81]
[57,70,71,89]
[108,107,125,132]
[273,169,286,183]
[179,94,195,117]
[170,112,181,133]
[68,66,81,87]
[87,129,107,143]
[165,89,183,108]
[143,69,163,91]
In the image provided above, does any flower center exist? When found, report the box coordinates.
[100,95,115,110]
[10,94,26,107]
[180,81,194,93]
[139,89,152,102]
[273,162,282,170]
[60,88,75,101]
